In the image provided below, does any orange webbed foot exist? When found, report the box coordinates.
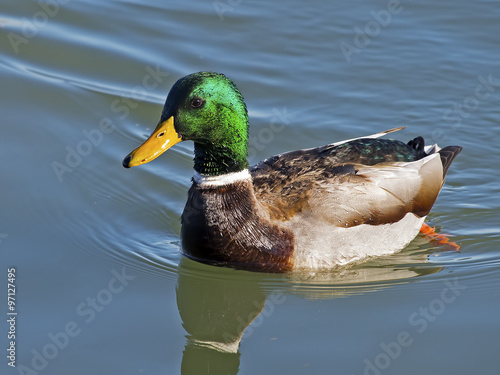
[420,223,460,251]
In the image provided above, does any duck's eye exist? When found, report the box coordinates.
[157,131,165,138]
[190,97,204,108]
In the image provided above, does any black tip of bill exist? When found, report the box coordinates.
[122,155,132,168]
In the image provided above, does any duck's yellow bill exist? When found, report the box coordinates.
[123,116,182,168]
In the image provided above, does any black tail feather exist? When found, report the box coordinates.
[407,136,428,158]
[407,136,425,153]
[438,146,462,178]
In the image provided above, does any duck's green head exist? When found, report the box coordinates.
[123,72,249,175]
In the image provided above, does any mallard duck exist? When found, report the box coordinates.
[123,72,462,272]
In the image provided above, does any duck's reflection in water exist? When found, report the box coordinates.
[176,247,442,374]
[177,260,266,374]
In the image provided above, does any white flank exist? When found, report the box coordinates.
[291,212,426,270]
[193,169,252,187]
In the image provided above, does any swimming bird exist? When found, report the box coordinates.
[123,72,462,272]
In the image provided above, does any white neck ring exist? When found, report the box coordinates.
[193,169,252,187]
